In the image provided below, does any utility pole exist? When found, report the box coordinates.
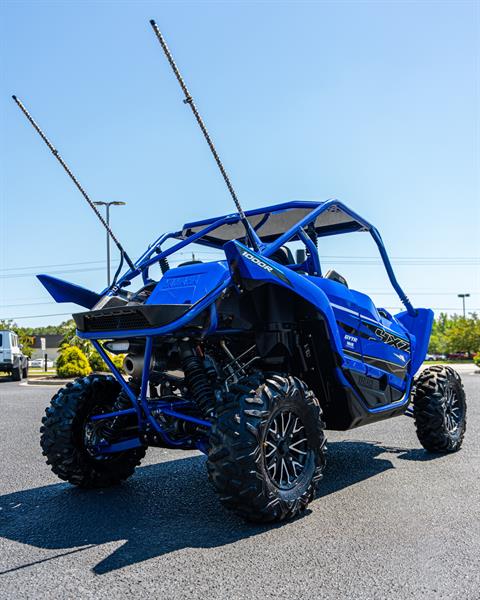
[457,293,470,318]
[93,201,127,286]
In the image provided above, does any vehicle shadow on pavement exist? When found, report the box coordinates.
[0,440,435,575]
[318,439,443,501]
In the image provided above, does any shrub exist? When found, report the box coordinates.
[89,351,107,372]
[56,346,92,378]
[112,354,125,373]
[473,352,480,368]
[89,350,125,373]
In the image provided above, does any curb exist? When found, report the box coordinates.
[26,378,74,386]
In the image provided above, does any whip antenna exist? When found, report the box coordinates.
[11,95,135,273]
[149,20,259,250]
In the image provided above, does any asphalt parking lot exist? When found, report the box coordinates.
[0,366,479,600]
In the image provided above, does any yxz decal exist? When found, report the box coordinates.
[240,250,292,286]
[362,321,411,353]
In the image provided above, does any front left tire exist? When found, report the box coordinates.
[207,373,326,523]
[413,365,467,453]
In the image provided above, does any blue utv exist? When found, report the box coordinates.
[37,200,467,522]
[15,19,466,523]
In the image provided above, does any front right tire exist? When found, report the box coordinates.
[40,374,146,487]
[207,373,326,523]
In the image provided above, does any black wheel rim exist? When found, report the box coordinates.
[444,385,463,433]
[264,410,309,490]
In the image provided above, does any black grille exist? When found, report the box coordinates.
[74,303,195,333]
[84,310,150,332]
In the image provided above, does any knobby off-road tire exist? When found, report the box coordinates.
[413,365,466,453]
[40,374,146,487]
[207,373,326,523]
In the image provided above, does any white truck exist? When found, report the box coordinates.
[0,330,29,381]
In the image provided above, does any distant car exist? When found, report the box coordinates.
[0,330,29,380]
[426,353,447,361]
[446,352,471,360]
[29,358,54,368]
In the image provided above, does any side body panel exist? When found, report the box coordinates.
[225,241,415,429]
[306,279,411,407]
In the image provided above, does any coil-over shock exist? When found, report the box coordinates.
[180,343,215,418]
[155,246,170,274]
[101,387,137,441]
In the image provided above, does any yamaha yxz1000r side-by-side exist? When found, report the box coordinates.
[14,20,467,523]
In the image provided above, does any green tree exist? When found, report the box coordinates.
[428,312,451,354]
[21,322,69,336]
[0,319,15,330]
[0,319,34,358]
[18,332,35,358]
[445,313,480,355]
[428,313,480,356]
[60,319,92,357]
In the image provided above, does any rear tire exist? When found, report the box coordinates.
[207,373,326,523]
[12,365,22,381]
[413,365,466,453]
[22,364,28,378]
[40,374,146,487]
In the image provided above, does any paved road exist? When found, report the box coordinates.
[0,367,479,599]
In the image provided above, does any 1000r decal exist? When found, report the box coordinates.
[241,250,291,285]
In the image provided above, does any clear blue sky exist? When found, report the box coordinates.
[1,0,479,327]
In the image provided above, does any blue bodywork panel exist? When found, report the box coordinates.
[37,274,101,309]
[396,308,434,374]
[146,261,230,306]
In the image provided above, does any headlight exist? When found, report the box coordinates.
[104,341,130,354]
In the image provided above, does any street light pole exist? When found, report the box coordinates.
[457,293,470,318]
[93,201,127,286]
[106,203,111,286]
